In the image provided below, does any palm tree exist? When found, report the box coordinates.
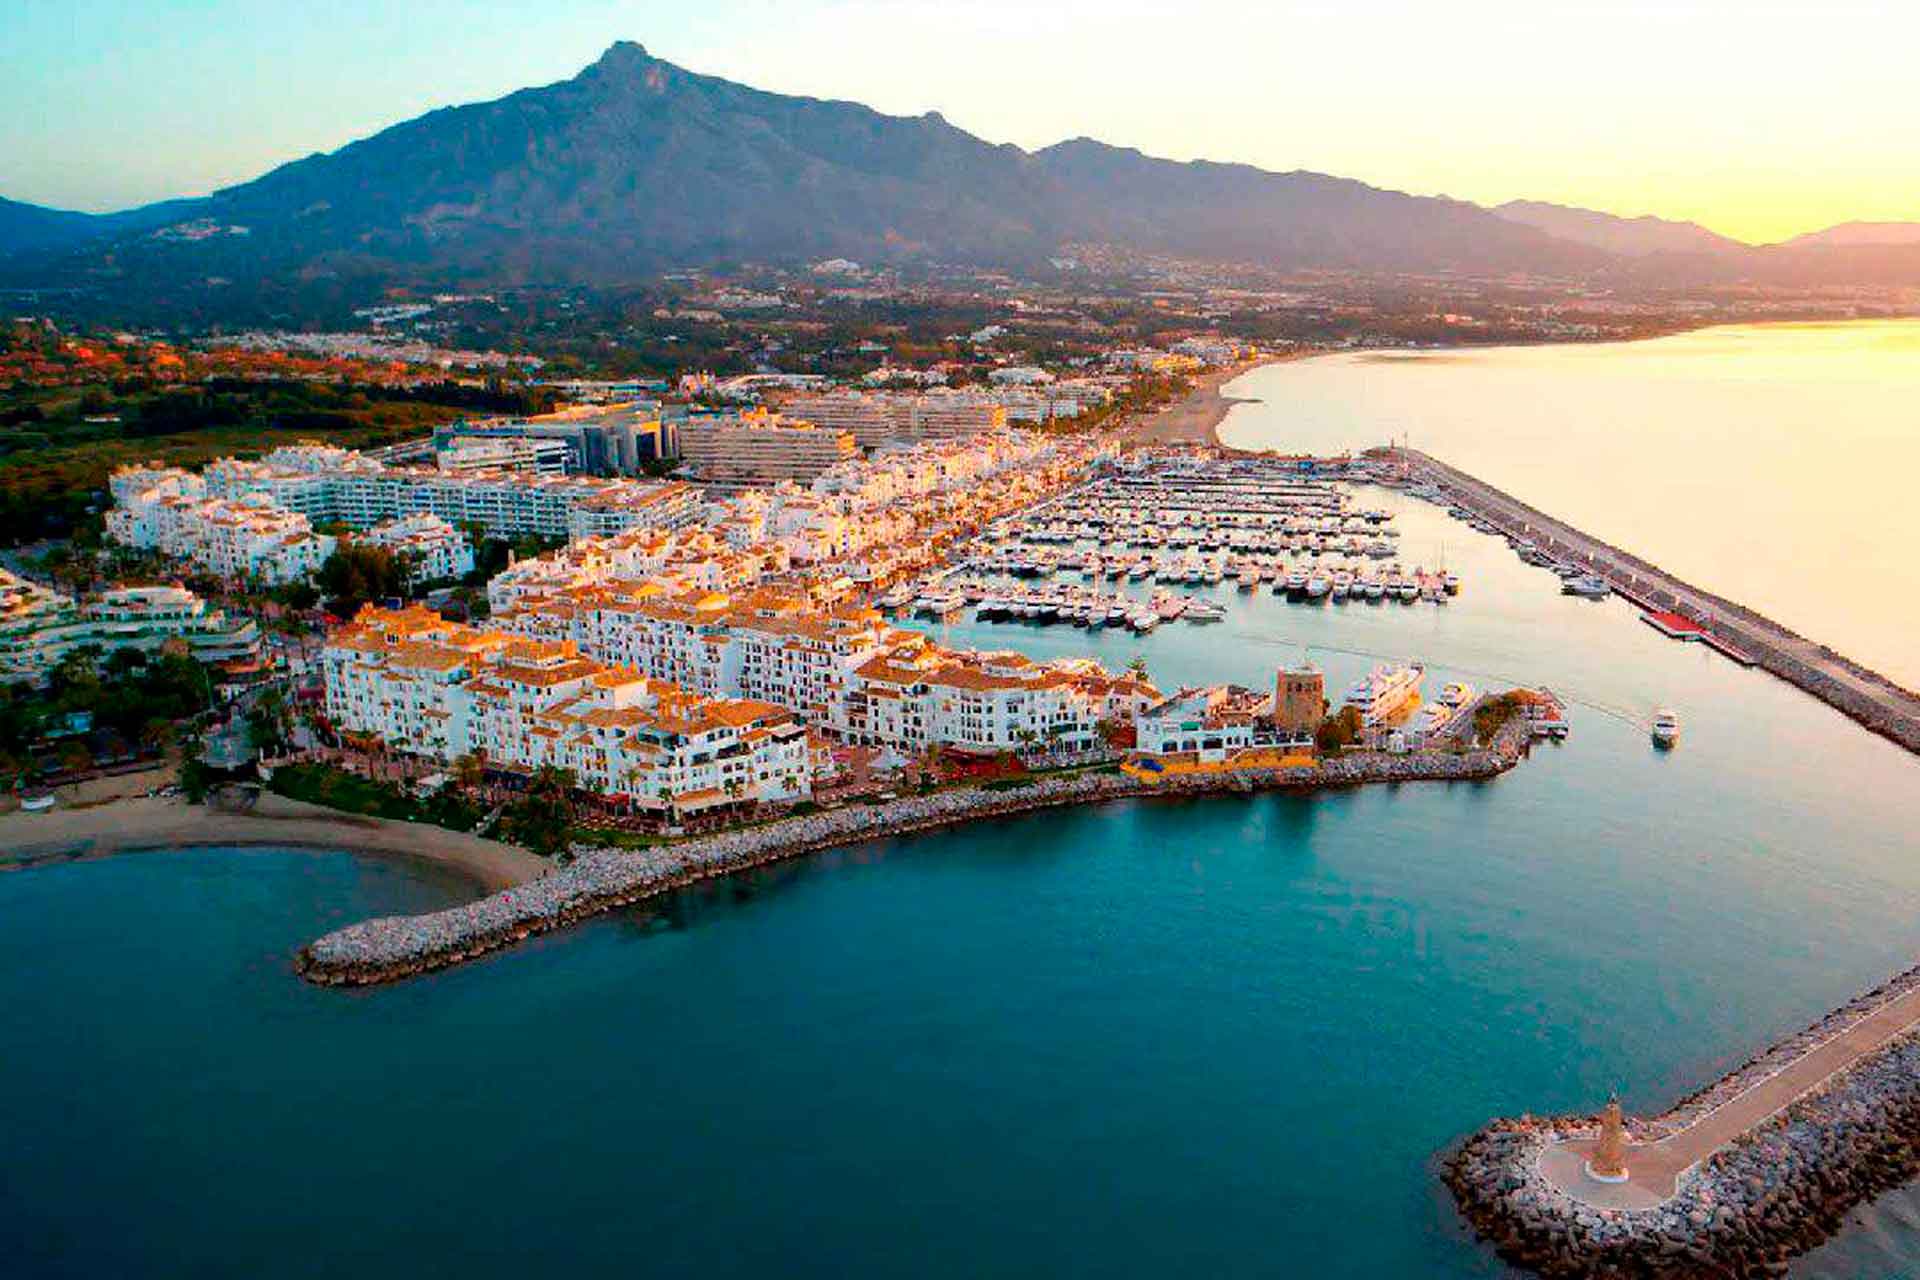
[452,750,485,794]
[529,765,575,805]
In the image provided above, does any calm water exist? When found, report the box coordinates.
[5,492,1920,1277]
[1219,321,1920,688]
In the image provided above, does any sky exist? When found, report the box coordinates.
[5,0,1916,244]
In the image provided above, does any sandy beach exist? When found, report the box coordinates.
[1121,353,1312,447]
[0,792,548,893]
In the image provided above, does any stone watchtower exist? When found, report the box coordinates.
[1272,664,1325,737]
[1585,1094,1630,1184]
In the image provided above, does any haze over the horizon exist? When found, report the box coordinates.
[8,0,1917,245]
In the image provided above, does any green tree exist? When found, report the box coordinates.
[1314,706,1364,753]
[506,766,577,855]
[317,543,406,619]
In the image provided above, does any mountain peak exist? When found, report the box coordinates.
[586,40,656,77]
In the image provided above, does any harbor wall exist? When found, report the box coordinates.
[296,725,1532,987]
[1393,449,1920,755]
[1446,963,1920,1278]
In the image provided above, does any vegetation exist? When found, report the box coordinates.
[0,648,214,786]
[1472,692,1532,744]
[499,766,577,856]
[1315,705,1365,753]
[266,762,481,832]
[317,543,407,619]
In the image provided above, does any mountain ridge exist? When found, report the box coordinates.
[0,41,1600,281]
[3,41,1916,288]
[1492,199,1746,258]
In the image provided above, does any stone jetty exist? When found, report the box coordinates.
[1446,963,1920,1278]
[297,723,1531,986]
[1392,447,1920,756]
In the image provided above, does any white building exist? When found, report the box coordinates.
[357,514,476,584]
[106,478,335,586]
[0,569,260,684]
[988,365,1053,386]
[116,449,702,543]
[782,391,1006,449]
[323,605,811,814]
[437,436,570,477]
[675,410,859,484]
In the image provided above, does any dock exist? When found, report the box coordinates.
[1389,448,1920,755]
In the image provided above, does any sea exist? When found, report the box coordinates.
[4,322,1919,1278]
[1218,320,1920,689]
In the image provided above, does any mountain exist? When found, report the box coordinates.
[1045,141,1597,273]
[0,42,1601,283]
[0,195,207,259]
[1777,221,1920,249]
[0,197,117,258]
[1492,200,1746,258]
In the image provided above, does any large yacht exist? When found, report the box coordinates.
[1343,663,1425,727]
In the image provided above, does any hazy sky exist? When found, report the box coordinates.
[6,0,1916,243]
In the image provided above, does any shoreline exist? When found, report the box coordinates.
[297,725,1534,987]
[0,793,549,894]
[1121,353,1311,448]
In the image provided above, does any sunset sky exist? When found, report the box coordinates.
[7,0,1915,243]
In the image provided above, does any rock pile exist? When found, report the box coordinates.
[297,723,1530,986]
[1445,965,1920,1278]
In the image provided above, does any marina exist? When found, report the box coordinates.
[876,452,1464,632]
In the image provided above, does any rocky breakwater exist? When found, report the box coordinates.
[1445,964,1920,1278]
[1394,447,1920,755]
[297,722,1532,986]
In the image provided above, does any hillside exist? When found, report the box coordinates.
[1492,200,1745,258]
[0,42,1601,282]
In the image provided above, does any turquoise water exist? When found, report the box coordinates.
[5,492,1920,1277]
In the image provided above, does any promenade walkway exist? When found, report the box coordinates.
[1540,984,1920,1210]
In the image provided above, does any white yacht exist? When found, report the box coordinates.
[1651,709,1681,748]
[1343,663,1425,727]
[1562,575,1611,599]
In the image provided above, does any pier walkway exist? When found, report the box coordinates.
[1541,982,1920,1210]
[1390,448,1920,755]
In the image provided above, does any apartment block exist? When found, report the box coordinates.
[323,605,811,814]
[0,569,260,683]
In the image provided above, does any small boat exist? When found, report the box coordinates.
[1443,572,1461,596]
[1305,574,1331,600]
[1562,575,1611,599]
[1651,709,1681,749]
